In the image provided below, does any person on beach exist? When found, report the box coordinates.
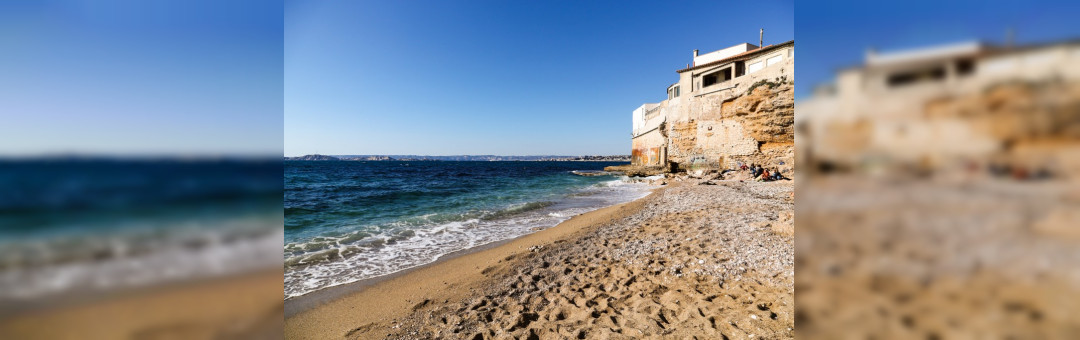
[771,168,785,181]
[757,168,770,182]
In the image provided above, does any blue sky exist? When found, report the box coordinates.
[0,1,282,157]
[285,1,794,156]
[795,0,1080,99]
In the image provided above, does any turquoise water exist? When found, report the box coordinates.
[284,161,651,299]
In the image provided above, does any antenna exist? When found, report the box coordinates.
[759,28,764,48]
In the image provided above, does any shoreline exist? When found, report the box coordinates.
[284,235,519,318]
[287,179,795,339]
[285,187,659,339]
[284,183,656,317]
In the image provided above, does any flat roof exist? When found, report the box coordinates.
[677,40,794,73]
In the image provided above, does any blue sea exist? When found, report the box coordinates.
[284,161,652,299]
[0,159,283,306]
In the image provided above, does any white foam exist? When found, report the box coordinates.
[283,178,657,300]
[0,216,283,302]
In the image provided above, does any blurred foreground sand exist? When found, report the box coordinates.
[796,176,1080,339]
[796,36,1080,339]
[0,269,283,340]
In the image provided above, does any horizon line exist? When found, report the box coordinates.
[285,154,631,158]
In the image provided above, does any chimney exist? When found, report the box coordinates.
[759,28,764,48]
[694,49,699,57]
[1006,27,1015,48]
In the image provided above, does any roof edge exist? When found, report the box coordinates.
[677,40,794,73]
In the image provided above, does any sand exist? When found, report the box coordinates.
[0,269,284,340]
[796,177,1080,339]
[285,178,795,339]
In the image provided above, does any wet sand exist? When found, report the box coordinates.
[286,178,795,339]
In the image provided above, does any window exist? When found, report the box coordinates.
[667,85,680,99]
[703,74,717,87]
[735,61,745,77]
[886,66,946,87]
[702,67,732,88]
[956,58,975,76]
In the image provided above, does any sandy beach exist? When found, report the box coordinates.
[0,269,284,340]
[286,177,794,339]
[796,177,1080,339]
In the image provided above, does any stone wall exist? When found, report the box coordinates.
[664,56,795,175]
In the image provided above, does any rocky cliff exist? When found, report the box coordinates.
[665,77,795,175]
[922,79,1080,175]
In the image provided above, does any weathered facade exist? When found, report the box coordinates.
[797,40,1080,176]
[631,41,795,174]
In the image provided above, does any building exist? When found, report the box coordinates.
[797,39,1080,176]
[631,40,796,174]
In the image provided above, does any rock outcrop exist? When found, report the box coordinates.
[665,78,795,175]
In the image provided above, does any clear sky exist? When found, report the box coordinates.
[0,0,282,157]
[285,0,794,157]
[795,0,1080,99]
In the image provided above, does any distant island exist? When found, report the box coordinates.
[283,154,630,162]
[285,154,341,161]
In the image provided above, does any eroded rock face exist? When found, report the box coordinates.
[665,80,795,175]
[729,83,795,144]
[900,80,1080,174]
[927,81,1080,143]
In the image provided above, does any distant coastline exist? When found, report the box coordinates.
[283,154,631,162]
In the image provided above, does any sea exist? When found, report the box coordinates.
[0,159,283,308]
[284,161,653,299]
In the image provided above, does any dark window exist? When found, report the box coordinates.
[735,61,745,77]
[702,68,732,88]
[886,66,946,87]
[703,74,718,87]
[956,58,975,76]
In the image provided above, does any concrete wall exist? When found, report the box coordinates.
[631,128,666,166]
[631,100,670,166]
[694,43,758,65]
[632,103,660,134]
